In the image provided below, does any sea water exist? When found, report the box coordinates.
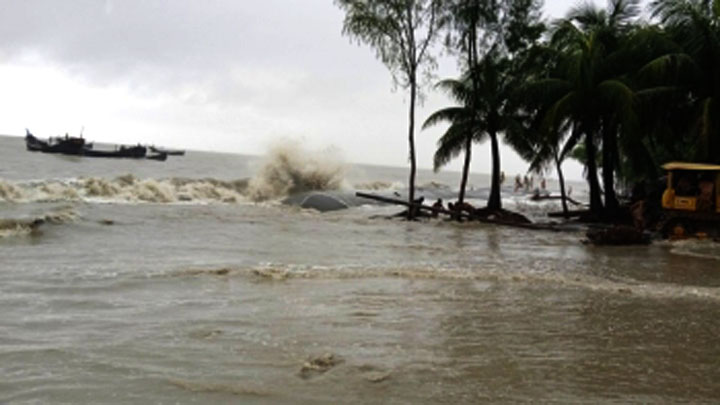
[1,135,719,404]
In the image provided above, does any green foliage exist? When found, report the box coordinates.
[335,0,443,89]
[648,0,720,163]
[336,0,444,218]
[340,0,720,217]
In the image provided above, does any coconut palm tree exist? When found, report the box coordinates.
[522,1,640,217]
[422,77,476,207]
[649,0,720,163]
[423,50,517,211]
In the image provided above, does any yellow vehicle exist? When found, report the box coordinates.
[660,162,720,236]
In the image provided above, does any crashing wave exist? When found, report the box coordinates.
[0,142,349,205]
[0,206,77,238]
[0,172,351,205]
[0,176,250,204]
[246,142,346,202]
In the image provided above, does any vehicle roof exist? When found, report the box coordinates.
[662,162,720,171]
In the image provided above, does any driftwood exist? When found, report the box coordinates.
[355,192,473,220]
[355,192,564,232]
[548,209,591,218]
[530,194,583,206]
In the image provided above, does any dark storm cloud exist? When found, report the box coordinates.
[0,0,380,102]
[0,0,588,176]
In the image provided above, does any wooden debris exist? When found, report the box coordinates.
[355,192,565,232]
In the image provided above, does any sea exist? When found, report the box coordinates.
[1,134,719,404]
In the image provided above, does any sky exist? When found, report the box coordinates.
[0,0,643,181]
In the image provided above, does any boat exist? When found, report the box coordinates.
[82,145,147,159]
[25,130,49,151]
[146,152,168,161]
[25,129,151,159]
[149,146,185,156]
[25,129,87,155]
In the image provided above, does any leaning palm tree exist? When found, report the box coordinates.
[422,77,478,207]
[423,51,517,212]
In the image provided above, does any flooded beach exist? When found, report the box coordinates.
[1,135,720,403]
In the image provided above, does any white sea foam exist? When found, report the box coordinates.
[663,239,720,261]
[353,180,405,191]
[0,175,250,205]
[171,263,720,302]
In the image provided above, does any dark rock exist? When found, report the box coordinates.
[586,225,650,245]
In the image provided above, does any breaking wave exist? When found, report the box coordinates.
[169,263,720,302]
[246,142,346,202]
[0,144,351,205]
[0,176,250,204]
[0,206,78,238]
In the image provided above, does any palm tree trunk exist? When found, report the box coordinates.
[584,131,604,215]
[602,120,619,217]
[462,12,479,210]
[487,130,502,210]
[458,136,473,205]
[554,152,569,217]
[407,75,418,220]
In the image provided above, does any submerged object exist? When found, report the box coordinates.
[299,193,349,212]
[585,225,650,245]
[283,192,351,212]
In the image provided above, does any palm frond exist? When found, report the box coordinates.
[433,124,471,171]
[422,107,467,130]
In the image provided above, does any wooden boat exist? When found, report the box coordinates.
[149,146,185,156]
[146,152,168,161]
[83,145,147,158]
[25,129,151,159]
[25,129,87,155]
[25,130,49,151]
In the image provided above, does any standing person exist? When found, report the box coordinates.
[431,198,444,217]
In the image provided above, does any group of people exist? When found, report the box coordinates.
[514,174,547,193]
[430,198,476,219]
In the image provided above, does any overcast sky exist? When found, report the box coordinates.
[0,1,643,180]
